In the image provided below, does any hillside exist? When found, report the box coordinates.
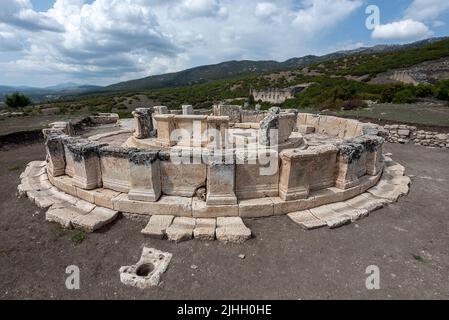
[103,37,448,92]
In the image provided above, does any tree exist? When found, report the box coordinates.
[5,92,31,111]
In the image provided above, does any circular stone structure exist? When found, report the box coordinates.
[18,108,411,240]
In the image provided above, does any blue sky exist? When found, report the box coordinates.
[1,0,448,87]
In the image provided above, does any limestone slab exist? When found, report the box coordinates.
[166,217,196,242]
[239,198,274,218]
[113,194,192,217]
[71,207,119,232]
[141,215,174,239]
[192,199,238,218]
[215,217,251,243]
[193,218,216,241]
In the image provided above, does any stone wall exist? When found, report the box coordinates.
[384,124,449,149]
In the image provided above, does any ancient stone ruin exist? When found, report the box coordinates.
[18,106,411,243]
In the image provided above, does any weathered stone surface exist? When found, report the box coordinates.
[297,125,315,134]
[182,105,194,115]
[235,149,279,199]
[113,194,192,217]
[45,205,87,229]
[192,199,239,218]
[129,151,162,202]
[345,193,390,212]
[193,218,216,241]
[287,210,325,230]
[324,201,369,222]
[133,108,153,139]
[239,198,274,218]
[166,217,196,242]
[71,207,119,232]
[206,162,237,205]
[119,247,172,289]
[141,215,174,239]
[368,180,409,202]
[98,147,134,193]
[335,142,366,190]
[160,161,206,197]
[215,217,251,243]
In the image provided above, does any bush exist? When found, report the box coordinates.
[392,89,416,104]
[5,92,31,111]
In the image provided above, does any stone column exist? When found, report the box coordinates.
[132,108,153,139]
[206,154,237,206]
[65,140,105,190]
[153,106,169,129]
[154,114,176,147]
[45,133,66,177]
[128,150,162,202]
[335,142,367,190]
[182,105,194,115]
[354,135,384,176]
[279,149,314,201]
[207,116,229,149]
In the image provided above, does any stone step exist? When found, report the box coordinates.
[287,210,326,230]
[141,215,174,239]
[71,207,119,232]
[368,179,409,202]
[215,217,251,243]
[166,217,196,243]
[194,218,216,241]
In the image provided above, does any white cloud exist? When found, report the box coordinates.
[292,0,362,34]
[170,0,228,20]
[255,2,279,19]
[0,0,377,86]
[371,19,433,40]
[405,0,449,22]
[0,0,64,32]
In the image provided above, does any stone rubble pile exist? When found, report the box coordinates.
[384,124,449,149]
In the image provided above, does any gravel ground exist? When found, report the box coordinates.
[0,142,448,300]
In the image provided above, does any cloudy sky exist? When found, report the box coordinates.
[0,0,448,87]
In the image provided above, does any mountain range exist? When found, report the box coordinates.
[0,37,447,103]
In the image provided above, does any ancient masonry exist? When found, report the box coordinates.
[384,124,449,149]
[18,106,411,243]
[250,85,308,104]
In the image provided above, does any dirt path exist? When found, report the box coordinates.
[0,142,448,299]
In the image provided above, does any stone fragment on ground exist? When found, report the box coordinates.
[193,218,216,241]
[119,247,172,289]
[215,217,252,243]
[141,215,174,239]
[166,217,196,243]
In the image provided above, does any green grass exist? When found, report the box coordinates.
[328,103,449,127]
[71,231,87,245]
[413,254,425,262]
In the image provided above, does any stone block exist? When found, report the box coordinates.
[192,199,239,218]
[160,161,206,197]
[133,108,153,139]
[154,114,176,146]
[113,194,192,216]
[193,218,216,241]
[166,217,196,242]
[128,150,162,202]
[206,161,237,205]
[71,207,119,233]
[45,134,66,177]
[99,147,133,193]
[287,210,325,230]
[235,149,279,199]
[65,140,104,190]
[141,215,174,239]
[215,217,251,243]
[335,142,366,190]
[239,198,274,218]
